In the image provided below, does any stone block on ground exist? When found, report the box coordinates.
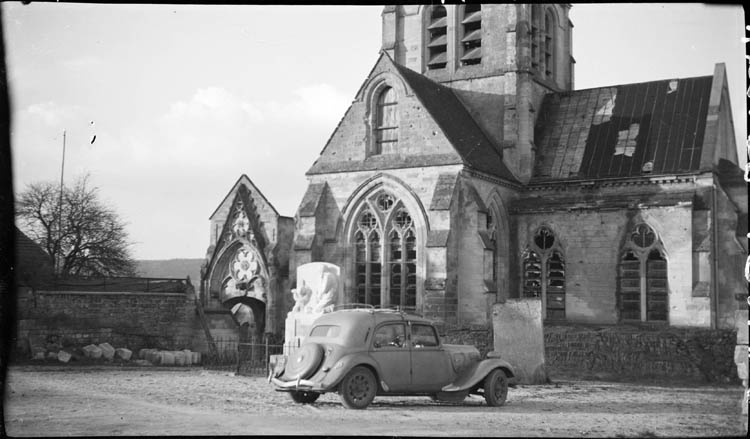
[182,350,193,365]
[492,299,548,384]
[191,352,201,365]
[146,350,161,365]
[46,351,58,361]
[160,351,175,366]
[98,342,115,360]
[115,348,132,361]
[57,350,72,363]
[31,347,46,360]
[174,351,186,366]
[133,359,152,366]
[83,344,102,359]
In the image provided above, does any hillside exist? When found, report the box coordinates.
[136,259,203,287]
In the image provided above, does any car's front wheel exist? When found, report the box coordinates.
[338,366,377,409]
[483,368,508,407]
[289,390,320,404]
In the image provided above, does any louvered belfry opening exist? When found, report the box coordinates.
[461,4,482,66]
[427,6,448,70]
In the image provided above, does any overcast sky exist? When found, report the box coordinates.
[3,3,746,261]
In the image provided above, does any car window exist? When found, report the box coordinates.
[372,323,406,349]
[411,324,438,348]
[309,325,341,338]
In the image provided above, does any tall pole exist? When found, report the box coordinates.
[57,129,66,276]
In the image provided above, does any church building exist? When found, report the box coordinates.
[202,4,746,340]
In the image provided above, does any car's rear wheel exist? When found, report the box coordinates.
[483,368,508,407]
[289,390,320,404]
[339,366,376,409]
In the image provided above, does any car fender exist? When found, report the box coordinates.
[315,351,381,390]
[441,358,515,393]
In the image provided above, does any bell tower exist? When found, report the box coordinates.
[381,4,575,182]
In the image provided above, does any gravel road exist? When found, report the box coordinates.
[3,365,745,437]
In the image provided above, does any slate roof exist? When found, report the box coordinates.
[393,63,517,183]
[532,75,713,181]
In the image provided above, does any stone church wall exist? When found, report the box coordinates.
[514,202,713,326]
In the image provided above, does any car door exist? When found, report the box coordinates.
[368,322,410,392]
[408,323,453,391]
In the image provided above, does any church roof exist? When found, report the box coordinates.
[532,75,714,181]
[392,63,517,183]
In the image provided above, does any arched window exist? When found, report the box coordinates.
[460,4,482,66]
[531,6,556,81]
[427,5,448,70]
[522,226,566,320]
[374,87,398,154]
[353,191,418,310]
[618,224,668,322]
[487,212,498,285]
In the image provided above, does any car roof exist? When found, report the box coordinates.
[312,308,433,328]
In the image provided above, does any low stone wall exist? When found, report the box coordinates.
[440,324,493,357]
[14,287,198,355]
[544,324,739,382]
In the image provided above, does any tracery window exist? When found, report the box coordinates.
[374,87,398,154]
[618,224,668,322]
[522,226,565,320]
[460,4,482,66]
[426,5,448,70]
[353,191,418,310]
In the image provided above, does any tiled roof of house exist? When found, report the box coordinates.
[15,226,54,284]
[532,75,713,181]
[393,63,518,183]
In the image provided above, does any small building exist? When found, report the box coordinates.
[200,175,294,341]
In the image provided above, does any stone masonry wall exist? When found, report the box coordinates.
[15,288,196,354]
[544,324,738,382]
[435,322,738,383]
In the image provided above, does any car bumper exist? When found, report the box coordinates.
[270,376,318,390]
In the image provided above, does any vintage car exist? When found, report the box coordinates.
[269,307,515,409]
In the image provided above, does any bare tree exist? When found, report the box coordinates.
[16,174,137,277]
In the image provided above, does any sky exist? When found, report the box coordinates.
[3,3,746,261]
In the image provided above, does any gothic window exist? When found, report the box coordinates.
[355,210,381,306]
[618,224,668,322]
[353,192,418,310]
[426,5,448,70]
[487,212,498,284]
[522,226,566,320]
[374,87,398,154]
[460,4,482,66]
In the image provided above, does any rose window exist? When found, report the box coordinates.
[232,247,259,283]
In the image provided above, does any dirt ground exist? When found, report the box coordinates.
[3,365,745,437]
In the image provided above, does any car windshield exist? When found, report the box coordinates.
[309,325,341,338]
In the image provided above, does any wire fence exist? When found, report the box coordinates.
[203,337,283,376]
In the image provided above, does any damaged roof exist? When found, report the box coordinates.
[532,75,713,181]
[393,63,517,183]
